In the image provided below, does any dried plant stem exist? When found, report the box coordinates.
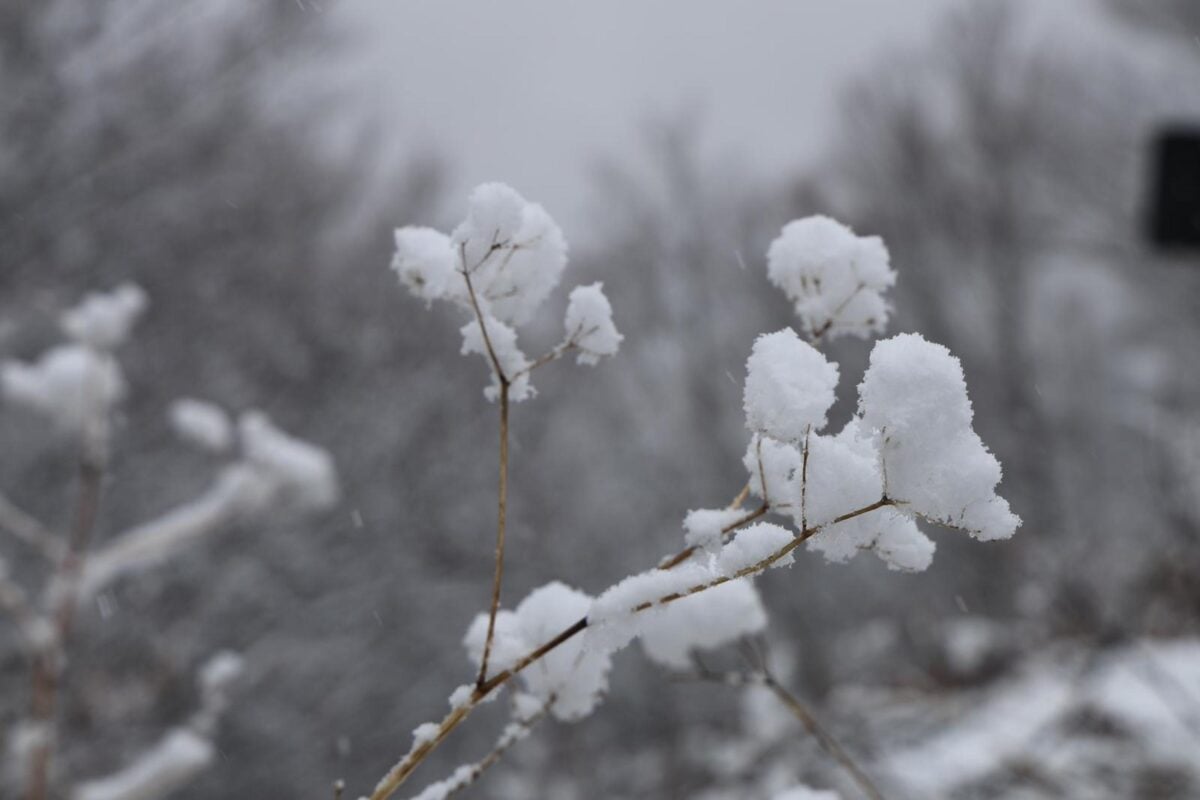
[461,261,511,690]
[760,672,885,800]
[727,483,751,510]
[477,385,510,688]
[366,497,894,800]
[25,448,106,800]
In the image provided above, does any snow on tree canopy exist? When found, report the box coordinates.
[169,398,233,453]
[463,582,610,721]
[766,215,894,341]
[59,283,147,351]
[563,282,622,365]
[743,329,838,442]
[638,578,767,669]
[858,333,1020,541]
[1,345,125,431]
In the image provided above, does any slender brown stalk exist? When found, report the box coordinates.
[477,384,509,688]
[460,257,512,689]
[366,497,893,800]
[800,427,811,530]
[25,447,106,800]
[761,673,886,800]
[727,483,750,511]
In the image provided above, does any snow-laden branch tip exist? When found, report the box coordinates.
[391,183,621,402]
[463,582,609,722]
[767,215,894,341]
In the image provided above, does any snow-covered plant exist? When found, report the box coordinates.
[365,186,1019,800]
[0,286,338,800]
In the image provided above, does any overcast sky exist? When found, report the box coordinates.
[337,0,967,228]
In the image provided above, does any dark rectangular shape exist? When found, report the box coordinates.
[1149,126,1200,249]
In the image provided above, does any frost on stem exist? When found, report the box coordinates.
[391,182,621,402]
[766,215,894,341]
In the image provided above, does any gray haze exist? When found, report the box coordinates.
[339,0,964,229]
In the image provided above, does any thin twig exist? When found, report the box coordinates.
[477,384,509,688]
[759,670,886,800]
[460,243,513,690]
[801,427,811,531]
[727,483,750,511]
[366,496,894,800]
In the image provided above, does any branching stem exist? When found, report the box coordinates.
[366,496,893,800]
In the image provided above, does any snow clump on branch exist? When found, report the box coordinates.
[767,215,894,341]
[391,183,621,402]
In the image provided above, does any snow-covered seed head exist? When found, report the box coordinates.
[766,215,894,341]
[743,328,839,442]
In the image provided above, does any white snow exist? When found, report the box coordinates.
[638,578,768,669]
[563,282,622,365]
[71,729,214,800]
[463,582,609,721]
[1,345,124,431]
[682,507,749,554]
[168,398,233,453]
[391,227,456,304]
[766,215,894,341]
[743,329,839,442]
[59,283,147,351]
[858,333,1019,541]
[238,411,339,512]
[458,314,534,402]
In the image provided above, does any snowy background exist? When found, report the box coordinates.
[2,0,1200,798]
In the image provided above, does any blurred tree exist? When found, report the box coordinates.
[0,2,456,797]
